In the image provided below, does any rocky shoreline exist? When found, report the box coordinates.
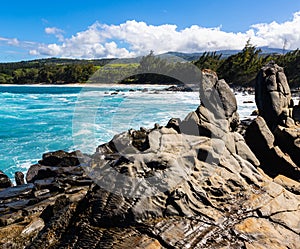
[0,63,299,248]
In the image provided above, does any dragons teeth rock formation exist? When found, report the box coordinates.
[0,65,299,248]
[247,63,300,181]
[255,62,294,130]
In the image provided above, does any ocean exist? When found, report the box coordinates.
[0,84,256,180]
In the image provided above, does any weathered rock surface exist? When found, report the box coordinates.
[273,125,300,166]
[245,116,300,180]
[245,63,300,181]
[1,126,299,248]
[199,69,240,132]
[255,62,293,130]
[0,69,299,248]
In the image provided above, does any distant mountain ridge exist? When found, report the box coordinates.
[163,47,288,61]
[0,47,287,65]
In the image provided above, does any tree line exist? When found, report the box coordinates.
[194,40,300,88]
[0,42,299,87]
[0,58,112,84]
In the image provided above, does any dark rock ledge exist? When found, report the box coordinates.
[0,64,299,249]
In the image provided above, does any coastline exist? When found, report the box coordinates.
[0,65,299,248]
[0,83,174,88]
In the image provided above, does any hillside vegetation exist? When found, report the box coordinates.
[194,41,300,88]
[0,41,299,87]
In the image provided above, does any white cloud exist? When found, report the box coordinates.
[29,49,39,55]
[5,11,300,59]
[250,11,300,49]
[0,37,20,46]
[45,27,65,42]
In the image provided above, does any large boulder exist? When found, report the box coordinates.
[255,62,293,130]
[39,150,84,167]
[26,150,89,183]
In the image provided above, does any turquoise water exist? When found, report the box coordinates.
[0,85,200,179]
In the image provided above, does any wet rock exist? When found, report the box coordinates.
[26,164,42,183]
[39,150,83,167]
[166,118,181,133]
[0,183,34,200]
[0,171,13,189]
[251,109,259,116]
[164,85,193,92]
[15,171,25,185]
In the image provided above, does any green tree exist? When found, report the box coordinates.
[0,73,13,84]
[218,39,268,85]
[194,51,223,71]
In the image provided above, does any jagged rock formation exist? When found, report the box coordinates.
[246,63,300,181]
[255,62,293,130]
[245,116,300,180]
[0,68,299,248]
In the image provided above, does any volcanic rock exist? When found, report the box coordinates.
[0,171,13,189]
[255,62,293,130]
[0,70,299,248]
[15,171,25,186]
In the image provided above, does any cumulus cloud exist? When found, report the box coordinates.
[12,11,300,59]
[45,27,65,42]
[250,11,300,49]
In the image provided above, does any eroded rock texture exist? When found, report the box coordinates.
[247,63,300,180]
[0,68,299,248]
[1,127,299,248]
[255,62,293,130]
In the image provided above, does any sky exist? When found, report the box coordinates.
[1,0,300,62]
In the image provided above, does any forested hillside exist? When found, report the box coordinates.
[0,42,299,87]
[0,58,113,84]
[194,41,300,87]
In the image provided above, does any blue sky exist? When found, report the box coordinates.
[1,0,300,62]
